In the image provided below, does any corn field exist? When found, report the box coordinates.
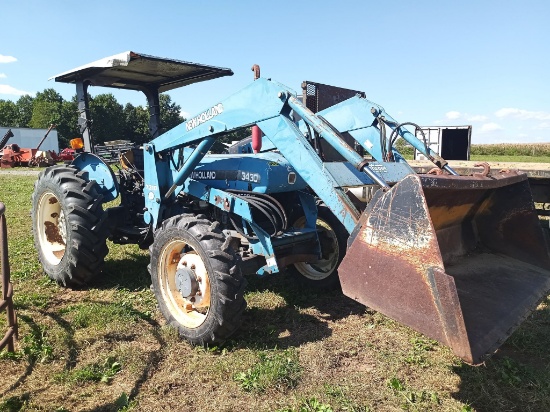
[395,140,550,158]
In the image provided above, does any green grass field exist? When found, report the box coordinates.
[470,155,550,163]
[1,172,550,411]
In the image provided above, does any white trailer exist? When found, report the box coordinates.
[414,125,472,161]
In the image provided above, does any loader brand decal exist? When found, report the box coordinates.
[190,169,261,184]
[369,163,388,174]
[185,103,224,131]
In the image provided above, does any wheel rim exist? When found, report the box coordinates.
[158,239,211,329]
[37,191,66,265]
[293,217,339,280]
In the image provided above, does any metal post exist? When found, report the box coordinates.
[143,87,162,140]
[76,81,94,153]
[0,202,17,353]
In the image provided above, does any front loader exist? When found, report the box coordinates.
[31,51,550,365]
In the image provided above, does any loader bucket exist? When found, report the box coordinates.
[338,172,550,364]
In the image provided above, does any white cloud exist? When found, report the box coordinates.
[442,111,488,122]
[495,108,550,121]
[0,55,17,64]
[466,115,488,122]
[445,111,461,120]
[0,84,33,96]
[479,123,503,133]
[0,73,6,78]
[180,110,190,119]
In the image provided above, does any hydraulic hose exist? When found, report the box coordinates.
[226,190,288,240]
[388,122,429,156]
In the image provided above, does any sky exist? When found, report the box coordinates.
[1,0,549,144]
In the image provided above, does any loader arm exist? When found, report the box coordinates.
[143,78,387,231]
[299,95,458,175]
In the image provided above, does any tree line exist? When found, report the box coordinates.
[0,89,184,148]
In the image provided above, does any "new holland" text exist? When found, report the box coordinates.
[186,103,224,131]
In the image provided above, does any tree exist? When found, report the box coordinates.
[29,88,64,130]
[89,94,124,145]
[35,89,63,105]
[56,99,79,148]
[29,100,61,130]
[159,93,184,133]
[16,95,34,127]
[123,103,149,144]
[0,99,18,127]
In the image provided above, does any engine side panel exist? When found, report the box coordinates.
[184,152,307,193]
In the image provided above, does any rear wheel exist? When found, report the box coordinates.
[32,165,108,287]
[149,215,246,345]
[288,204,348,290]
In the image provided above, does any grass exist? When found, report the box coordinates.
[470,155,550,163]
[1,170,550,411]
[233,348,302,393]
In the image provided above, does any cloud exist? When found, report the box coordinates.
[495,108,550,121]
[0,84,33,96]
[442,111,488,122]
[180,110,190,120]
[445,111,461,120]
[479,123,503,133]
[467,115,488,122]
[0,55,17,64]
[0,73,6,79]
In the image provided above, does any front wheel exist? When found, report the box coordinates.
[149,215,246,345]
[32,165,108,287]
[288,204,348,290]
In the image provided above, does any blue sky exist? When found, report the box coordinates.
[1,0,548,144]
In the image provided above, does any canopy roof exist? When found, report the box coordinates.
[51,51,233,92]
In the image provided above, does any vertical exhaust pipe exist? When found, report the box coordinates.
[251,64,262,153]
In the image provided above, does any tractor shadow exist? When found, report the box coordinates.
[97,248,365,351]
[451,301,550,411]
[232,270,365,350]
[95,247,152,291]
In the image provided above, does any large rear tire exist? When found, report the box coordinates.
[32,165,108,287]
[288,204,348,290]
[149,215,246,345]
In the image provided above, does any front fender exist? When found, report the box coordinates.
[71,153,119,202]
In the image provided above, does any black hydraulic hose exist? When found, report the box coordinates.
[304,122,316,152]
[229,215,256,240]
[228,190,288,231]
[388,122,429,157]
[243,195,285,231]
[243,197,279,236]
[378,117,388,161]
[226,190,288,239]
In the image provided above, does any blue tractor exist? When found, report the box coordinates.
[32,51,550,364]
